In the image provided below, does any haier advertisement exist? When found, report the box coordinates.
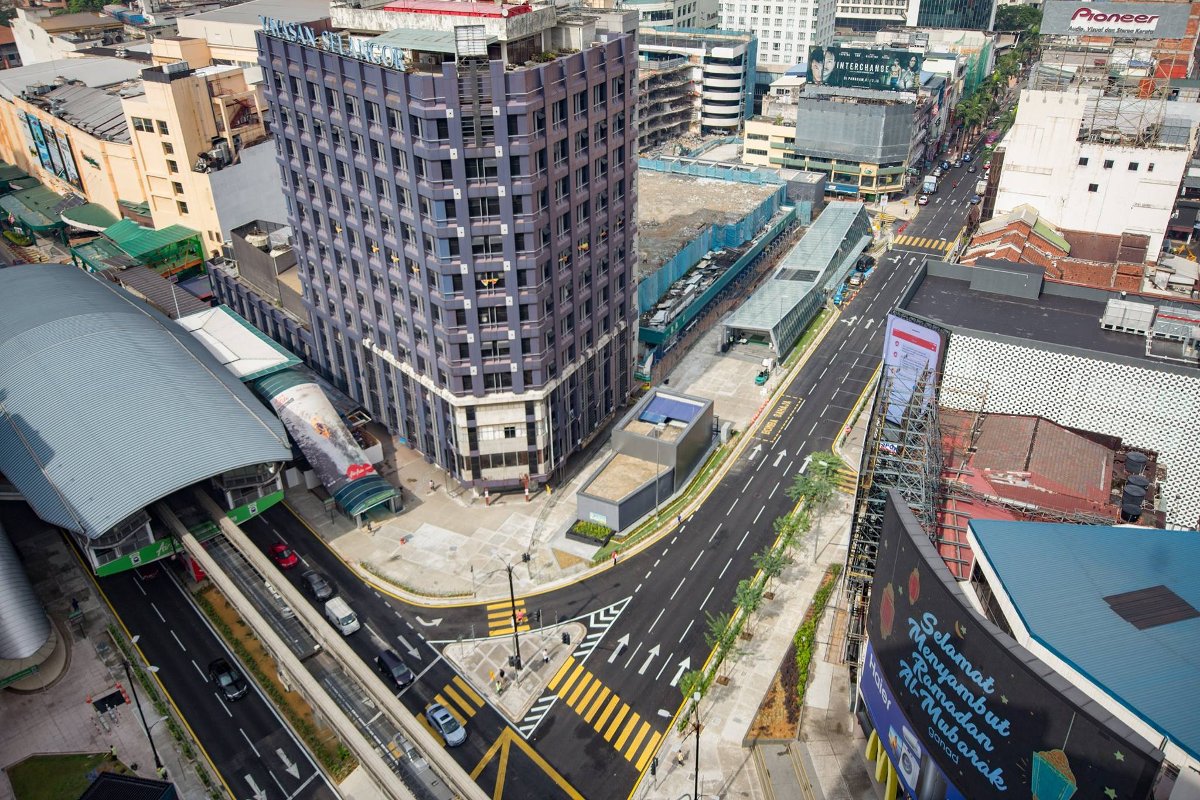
[861,494,1163,800]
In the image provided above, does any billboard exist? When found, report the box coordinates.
[862,494,1163,800]
[263,379,377,499]
[25,114,53,175]
[807,46,923,92]
[1040,1,1191,39]
[882,314,942,424]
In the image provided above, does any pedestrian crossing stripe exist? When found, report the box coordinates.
[486,598,530,637]
[891,235,952,251]
[430,675,486,729]
[545,656,664,769]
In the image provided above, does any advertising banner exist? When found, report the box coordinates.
[51,128,83,190]
[882,314,942,425]
[264,379,376,498]
[1040,1,1191,39]
[25,115,53,174]
[807,46,923,92]
[43,127,66,182]
[863,495,1163,800]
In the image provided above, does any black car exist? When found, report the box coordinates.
[856,255,876,272]
[301,570,334,601]
[208,658,248,701]
[376,649,416,689]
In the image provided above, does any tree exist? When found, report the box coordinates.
[66,0,108,12]
[994,4,1041,32]
[787,449,845,512]
[704,610,740,680]
[752,544,790,590]
[734,579,765,637]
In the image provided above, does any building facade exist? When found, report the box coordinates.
[258,5,640,489]
[620,0,720,29]
[993,89,1196,259]
[637,28,757,146]
[718,0,836,68]
[835,0,996,32]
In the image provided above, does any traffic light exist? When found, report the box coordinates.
[534,609,543,626]
[650,757,658,776]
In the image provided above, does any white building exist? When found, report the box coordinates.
[621,0,720,29]
[718,0,836,68]
[994,89,1198,258]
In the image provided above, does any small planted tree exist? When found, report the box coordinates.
[734,578,765,639]
[704,610,738,683]
[753,544,790,598]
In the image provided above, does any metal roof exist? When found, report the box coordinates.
[969,519,1200,761]
[38,82,131,144]
[0,57,143,102]
[104,219,201,259]
[177,305,300,381]
[724,201,872,333]
[0,264,292,540]
[0,517,51,660]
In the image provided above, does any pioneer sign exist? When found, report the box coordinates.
[1041,0,1190,38]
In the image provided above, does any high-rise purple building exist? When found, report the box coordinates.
[258,2,640,490]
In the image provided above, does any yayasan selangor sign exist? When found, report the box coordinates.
[260,17,406,68]
[1040,1,1190,38]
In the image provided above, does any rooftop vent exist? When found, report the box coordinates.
[1104,585,1200,630]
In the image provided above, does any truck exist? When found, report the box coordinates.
[922,175,938,194]
[975,179,988,196]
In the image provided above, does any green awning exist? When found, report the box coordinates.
[0,186,64,231]
[71,237,140,272]
[62,202,118,232]
[103,218,201,259]
[0,162,27,183]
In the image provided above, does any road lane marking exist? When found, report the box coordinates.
[655,652,674,681]
[727,498,739,515]
[647,608,665,633]
[171,630,186,652]
[215,695,232,718]
[151,602,165,622]
[768,481,779,500]
[719,558,732,580]
[709,522,723,543]
[689,552,703,571]
[680,617,697,641]
[753,506,764,525]
[240,728,260,758]
[737,530,750,550]
[669,578,685,600]
[623,641,643,669]
[192,660,206,681]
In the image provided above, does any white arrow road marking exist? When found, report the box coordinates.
[244,775,267,800]
[608,633,630,664]
[773,449,787,468]
[415,616,442,627]
[749,444,762,461]
[276,749,300,779]
[798,454,813,475]
[670,656,692,687]
[638,644,661,676]
[397,635,422,659]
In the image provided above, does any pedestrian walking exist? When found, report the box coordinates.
[676,513,682,526]
[542,648,550,665]
[428,478,435,493]
[675,748,685,766]
[611,551,618,566]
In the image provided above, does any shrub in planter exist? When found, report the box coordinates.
[4,230,32,246]
[568,520,613,546]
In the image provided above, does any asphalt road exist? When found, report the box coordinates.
[892,146,991,256]
[95,567,338,800]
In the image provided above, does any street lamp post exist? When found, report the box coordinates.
[122,660,163,774]
[504,554,530,671]
[653,422,666,517]
[692,691,702,800]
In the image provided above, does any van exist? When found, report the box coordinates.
[376,648,415,689]
[324,596,360,636]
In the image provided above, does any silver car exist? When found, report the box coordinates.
[425,703,466,746]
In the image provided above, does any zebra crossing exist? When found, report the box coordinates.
[892,234,953,252]
[515,596,630,738]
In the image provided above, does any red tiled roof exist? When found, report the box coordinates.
[0,27,14,46]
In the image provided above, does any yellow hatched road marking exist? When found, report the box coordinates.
[387,740,402,759]
[488,608,518,620]
[583,686,611,723]
[557,663,586,697]
[486,600,518,610]
[614,712,641,751]
[418,714,438,739]
[442,684,475,717]
[452,675,484,707]
[488,624,530,637]
[566,672,593,707]
[593,694,621,732]
[574,676,602,712]
[636,731,663,771]
[603,704,630,741]
[548,656,576,691]
[623,720,651,761]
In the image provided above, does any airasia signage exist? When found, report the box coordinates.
[1069,6,1159,32]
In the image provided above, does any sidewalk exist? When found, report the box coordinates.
[0,506,210,800]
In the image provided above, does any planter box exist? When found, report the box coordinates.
[566,529,614,548]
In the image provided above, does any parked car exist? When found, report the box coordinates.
[917,194,930,206]
[426,703,466,746]
[857,255,876,271]
[967,165,977,173]
[940,160,951,171]
[376,649,416,689]
[932,167,944,178]
[969,195,982,205]
[962,152,972,162]
[208,658,248,701]
[952,159,962,168]
[848,273,863,287]
[301,570,334,601]
[269,543,299,569]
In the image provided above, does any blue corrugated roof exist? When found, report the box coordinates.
[970,520,1200,761]
[0,264,292,540]
[639,393,705,425]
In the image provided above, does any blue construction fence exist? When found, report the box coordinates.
[640,206,798,348]
[637,157,790,313]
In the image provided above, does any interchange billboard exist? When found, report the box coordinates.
[861,494,1163,800]
[807,46,923,92]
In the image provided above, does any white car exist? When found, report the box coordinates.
[426,703,466,746]
[917,195,929,206]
